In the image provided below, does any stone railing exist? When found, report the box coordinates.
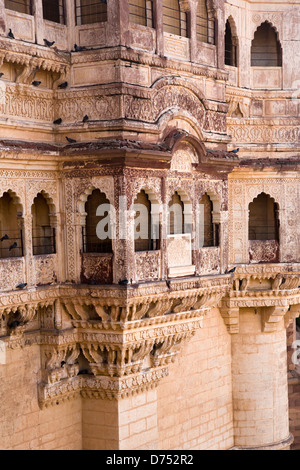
[135,250,161,282]
[167,233,195,278]
[249,239,279,264]
[81,253,113,285]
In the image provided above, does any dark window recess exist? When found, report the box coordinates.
[0,230,24,259]
[32,227,56,256]
[225,20,237,67]
[163,0,188,37]
[251,22,282,67]
[5,0,32,15]
[42,0,65,24]
[75,0,108,26]
[83,189,112,254]
[196,0,215,44]
[129,0,153,28]
[248,193,279,241]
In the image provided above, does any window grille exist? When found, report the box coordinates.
[4,0,32,15]
[83,189,112,254]
[196,0,214,44]
[82,228,112,254]
[163,0,187,38]
[75,0,108,26]
[251,22,282,67]
[129,0,153,28]
[42,0,65,24]
[0,230,24,259]
[225,20,237,67]
[32,227,56,256]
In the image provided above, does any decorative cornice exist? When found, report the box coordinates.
[1,266,299,405]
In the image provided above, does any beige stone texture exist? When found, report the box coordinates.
[0,0,299,452]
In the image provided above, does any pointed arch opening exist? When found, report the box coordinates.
[225,18,238,67]
[32,193,56,256]
[196,0,215,44]
[83,189,113,254]
[251,22,282,67]
[134,190,160,252]
[168,190,192,236]
[199,192,219,247]
[0,191,24,259]
[248,192,280,263]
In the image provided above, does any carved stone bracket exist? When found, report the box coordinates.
[261,306,290,333]
[221,265,300,334]
[34,278,230,407]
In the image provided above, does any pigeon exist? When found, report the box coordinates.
[53,118,62,125]
[58,81,68,89]
[0,234,9,242]
[229,148,240,154]
[74,44,85,52]
[8,29,14,39]
[226,267,236,274]
[82,115,89,123]
[16,283,27,290]
[44,39,55,47]
[9,242,17,251]
[66,137,77,144]
[32,81,41,87]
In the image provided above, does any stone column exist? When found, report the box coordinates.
[231,307,292,449]
[215,6,225,70]
[154,0,164,56]
[32,0,44,46]
[189,0,197,63]
[65,0,76,50]
[106,0,129,48]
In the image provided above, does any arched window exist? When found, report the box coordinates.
[83,189,112,254]
[249,193,279,241]
[163,0,187,37]
[134,190,159,252]
[129,0,153,27]
[42,0,65,24]
[75,0,108,26]
[199,193,219,247]
[5,0,32,15]
[168,191,193,235]
[251,22,282,67]
[225,19,237,67]
[32,193,56,256]
[196,0,214,44]
[0,192,24,259]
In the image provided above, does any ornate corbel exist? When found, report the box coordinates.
[42,344,80,385]
[219,305,239,334]
[261,306,290,333]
